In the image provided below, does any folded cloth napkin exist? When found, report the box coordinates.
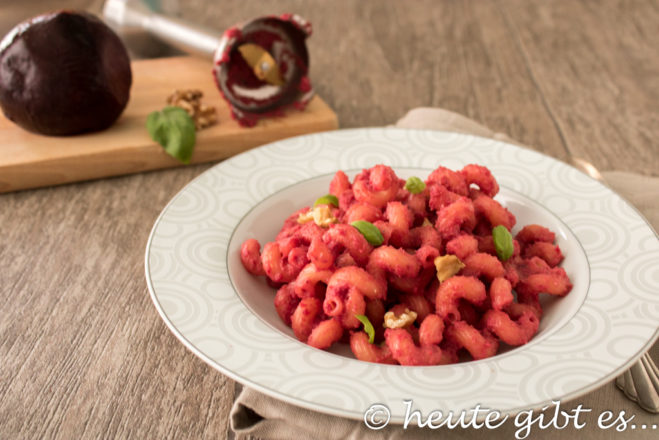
[230,108,659,440]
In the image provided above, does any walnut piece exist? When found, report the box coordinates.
[166,89,218,130]
[383,308,417,329]
[297,205,337,228]
[434,254,465,282]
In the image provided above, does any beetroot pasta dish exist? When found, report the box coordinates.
[240,164,573,366]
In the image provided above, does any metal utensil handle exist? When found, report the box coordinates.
[616,353,659,413]
[103,0,220,57]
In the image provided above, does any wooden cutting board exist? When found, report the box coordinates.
[0,56,338,193]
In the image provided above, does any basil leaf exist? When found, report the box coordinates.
[313,194,339,208]
[351,220,384,246]
[147,106,196,164]
[404,176,426,194]
[355,314,375,344]
[492,225,514,261]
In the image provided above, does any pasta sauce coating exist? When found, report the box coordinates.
[239,164,573,365]
[352,165,400,208]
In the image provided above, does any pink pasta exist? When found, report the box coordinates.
[240,239,264,275]
[472,191,516,230]
[322,224,372,266]
[445,234,478,260]
[522,241,564,267]
[445,320,499,360]
[427,166,469,196]
[274,283,299,325]
[329,170,351,197]
[291,297,322,342]
[429,183,462,211]
[384,328,447,366]
[307,318,344,349]
[435,197,477,239]
[483,309,539,346]
[489,277,514,311]
[516,224,555,244]
[261,241,303,283]
[461,252,506,281]
[461,164,499,197]
[343,202,382,224]
[435,276,487,321]
[294,264,332,298]
[240,163,573,365]
[350,331,395,364]
[352,165,400,208]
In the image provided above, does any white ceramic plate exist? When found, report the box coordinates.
[145,128,659,422]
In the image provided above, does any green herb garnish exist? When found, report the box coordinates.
[355,314,375,344]
[313,194,339,208]
[404,176,426,194]
[146,106,196,164]
[351,220,384,246]
[492,225,514,261]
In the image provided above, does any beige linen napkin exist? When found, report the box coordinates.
[230,108,659,440]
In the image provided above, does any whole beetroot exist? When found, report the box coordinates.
[0,11,132,136]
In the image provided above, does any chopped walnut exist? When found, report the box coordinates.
[383,308,417,329]
[434,254,465,282]
[166,89,218,130]
[297,210,314,224]
[296,205,338,228]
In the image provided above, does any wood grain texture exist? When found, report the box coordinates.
[0,165,236,439]
[176,0,658,176]
[1,1,658,439]
[498,0,659,176]
[0,56,338,193]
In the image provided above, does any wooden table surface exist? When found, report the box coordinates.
[1,1,658,439]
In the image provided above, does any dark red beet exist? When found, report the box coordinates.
[0,11,132,135]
